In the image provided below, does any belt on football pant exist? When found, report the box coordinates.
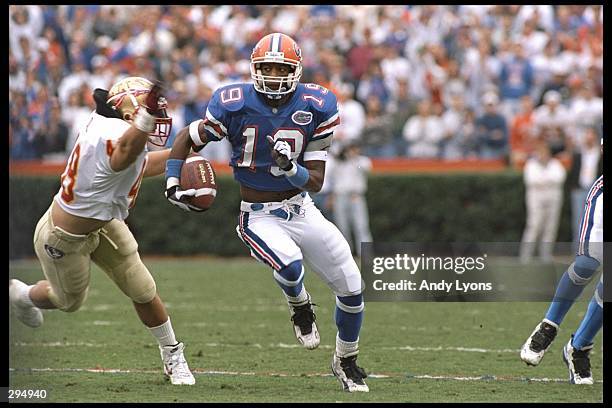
[240,192,307,221]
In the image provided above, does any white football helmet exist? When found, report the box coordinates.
[106,76,172,146]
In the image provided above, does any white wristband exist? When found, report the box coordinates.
[166,177,180,189]
[189,119,205,146]
[285,161,298,176]
[133,110,155,133]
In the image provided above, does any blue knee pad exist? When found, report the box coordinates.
[335,293,364,342]
[570,255,600,285]
[273,260,304,297]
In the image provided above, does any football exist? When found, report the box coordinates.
[180,154,218,211]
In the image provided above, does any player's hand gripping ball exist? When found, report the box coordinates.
[179,154,218,211]
[267,135,293,171]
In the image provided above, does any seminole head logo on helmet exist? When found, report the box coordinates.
[250,33,303,99]
[106,77,172,146]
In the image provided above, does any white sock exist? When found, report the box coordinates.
[336,333,359,358]
[148,318,178,347]
[285,286,309,308]
[20,285,36,308]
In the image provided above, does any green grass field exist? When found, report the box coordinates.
[9,257,603,403]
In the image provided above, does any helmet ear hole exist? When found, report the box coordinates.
[124,113,132,121]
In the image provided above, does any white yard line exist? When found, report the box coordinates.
[8,341,523,353]
[8,367,602,383]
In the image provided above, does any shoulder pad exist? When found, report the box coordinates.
[211,83,250,112]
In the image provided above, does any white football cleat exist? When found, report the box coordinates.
[520,319,558,366]
[160,342,195,385]
[289,300,320,350]
[331,353,369,392]
[9,279,43,328]
[562,337,594,385]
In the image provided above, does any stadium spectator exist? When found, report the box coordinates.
[441,95,478,159]
[327,142,373,257]
[475,92,508,159]
[334,84,366,146]
[346,27,375,82]
[361,95,395,157]
[519,141,567,263]
[509,95,537,167]
[36,99,69,159]
[8,5,602,161]
[62,87,92,153]
[356,61,391,108]
[498,42,534,121]
[536,59,571,105]
[567,84,603,144]
[532,90,571,148]
[10,116,40,160]
[387,78,416,155]
[461,38,501,113]
[403,99,444,158]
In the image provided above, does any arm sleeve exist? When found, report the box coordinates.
[192,90,230,147]
[305,92,340,162]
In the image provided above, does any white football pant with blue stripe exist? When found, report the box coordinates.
[236,192,364,297]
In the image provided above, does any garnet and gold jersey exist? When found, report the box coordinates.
[53,112,148,221]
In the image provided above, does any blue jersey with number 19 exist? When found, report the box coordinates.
[192,82,339,192]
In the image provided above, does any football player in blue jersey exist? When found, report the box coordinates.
[164,33,369,392]
[520,139,603,384]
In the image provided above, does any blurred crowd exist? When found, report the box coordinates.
[9,5,603,165]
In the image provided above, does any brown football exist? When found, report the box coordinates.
[180,154,218,211]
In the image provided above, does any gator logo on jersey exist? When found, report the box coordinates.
[291,110,313,126]
[44,244,65,259]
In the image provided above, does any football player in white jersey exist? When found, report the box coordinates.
[9,77,195,385]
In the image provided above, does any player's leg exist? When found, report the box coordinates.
[562,275,602,384]
[296,199,368,392]
[539,194,562,262]
[333,192,354,253]
[520,255,600,366]
[562,194,603,384]
[91,219,194,385]
[350,194,373,257]
[236,210,320,349]
[521,193,602,366]
[10,205,98,327]
[519,191,545,262]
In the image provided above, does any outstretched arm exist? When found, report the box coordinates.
[144,149,171,177]
[110,82,164,172]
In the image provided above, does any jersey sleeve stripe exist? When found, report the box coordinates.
[205,110,228,135]
[203,123,224,141]
[203,117,226,136]
[315,112,339,129]
[314,117,340,136]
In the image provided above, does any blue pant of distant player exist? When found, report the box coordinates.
[236,192,364,356]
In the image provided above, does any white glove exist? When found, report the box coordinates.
[165,178,200,212]
[267,135,293,171]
